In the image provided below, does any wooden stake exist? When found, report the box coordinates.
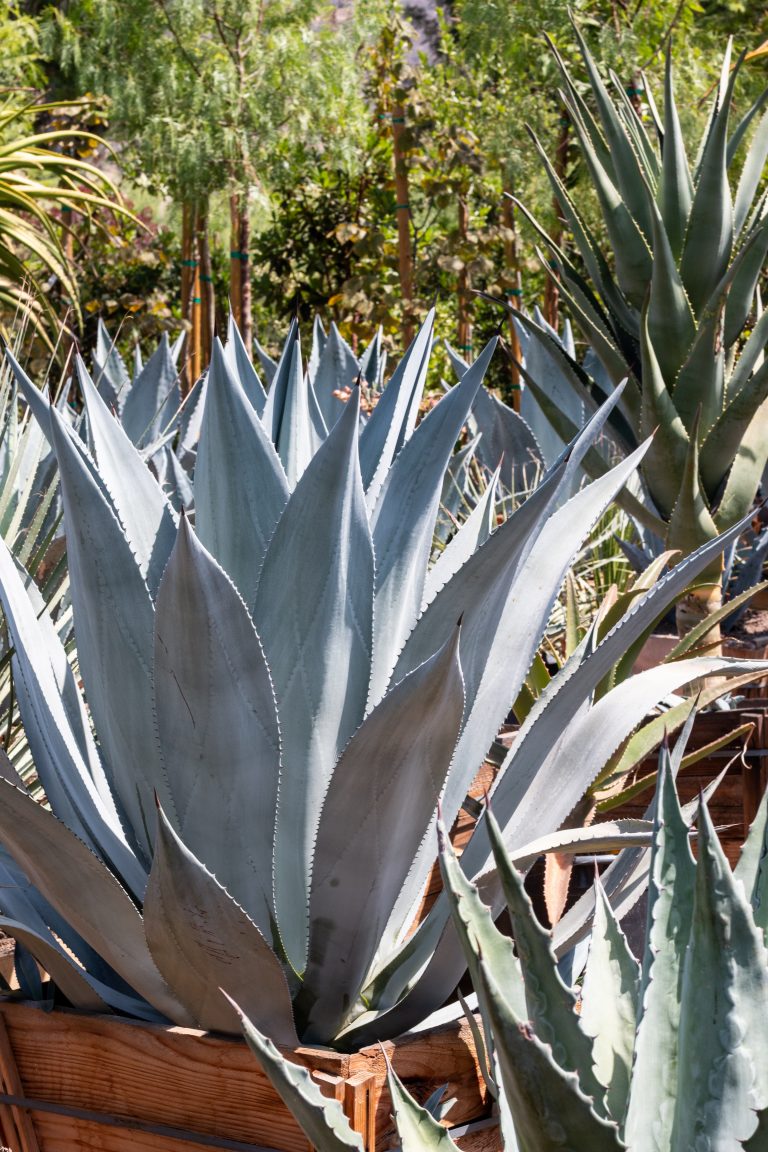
[180,201,196,394]
[239,194,252,354]
[196,200,214,369]
[229,193,243,333]
[191,252,202,385]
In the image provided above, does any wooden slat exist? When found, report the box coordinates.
[0,1003,340,1152]
[343,1073,375,1152]
[0,1000,489,1152]
[0,1013,39,1152]
[350,1017,489,1152]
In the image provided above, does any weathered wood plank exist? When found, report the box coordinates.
[0,1000,488,1152]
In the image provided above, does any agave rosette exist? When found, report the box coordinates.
[0,314,763,1048]
[512,28,768,632]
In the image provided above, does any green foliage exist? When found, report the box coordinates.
[69,203,179,350]
[0,2,45,89]
[0,93,131,342]
[45,0,377,203]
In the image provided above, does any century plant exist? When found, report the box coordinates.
[0,314,762,1047]
[513,29,768,638]
[239,744,768,1149]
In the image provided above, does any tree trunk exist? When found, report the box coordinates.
[543,111,570,331]
[191,247,203,386]
[502,194,523,412]
[196,200,214,368]
[180,201,197,394]
[457,196,472,362]
[239,194,252,354]
[229,193,243,334]
[391,103,414,347]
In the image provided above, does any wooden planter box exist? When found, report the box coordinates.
[0,997,497,1152]
[610,702,768,866]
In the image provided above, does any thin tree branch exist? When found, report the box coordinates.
[152,0,202,78]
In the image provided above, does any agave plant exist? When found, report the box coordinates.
[240,745,768,1149]
[512,30,768,637]
[0,315,762,1048]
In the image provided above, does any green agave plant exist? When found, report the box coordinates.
[513,30,768,634]
[240,744,768,1149]
[0,316,762,1047]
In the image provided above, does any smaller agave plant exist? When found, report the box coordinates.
[0,313,762,1051]
[239,743,768,1150]
[512,28,768,636]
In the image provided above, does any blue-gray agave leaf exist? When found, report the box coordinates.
[225,313,267,416]
[308,313,327,383]
[375,461,566,958]
[0,841,139,1001]
[463,654,768,888]
[275,336,326,485]
[359,325,384,388]
[0,535,145,899]
[359,309,434,504]
[402,440,651,861]
[48,403,170,860]
[92,317,130,411]
[254,334,278,386]
[144,806,298,1043]
[262,317,300,446]
[313,322,359,430]
[0,917,108,1012]
[735,787,768,939]
[121,334,181,449]
[77,356,178,600]
[0,778,186,1022]
[151,444,194,514]
[422,467,499,611]
[368,338,496,704]
[253,388,374,972]
[437,817,526,1075]
[176,370,207,471]
[346,520,759,1048]
[446,341,544,486]
[153,516,281,942]
[194,339,289,611]
[301,627,464,1042]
